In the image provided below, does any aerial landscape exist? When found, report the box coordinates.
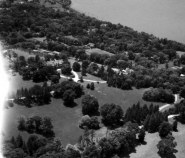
[1,0,185,157]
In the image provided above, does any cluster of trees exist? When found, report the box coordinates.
[125,102,159,124]
[17,115,55,138]
[97,122,142,157]
[86,82,95,90]
[79,115,100,130]
[72,61,81,72]
[157,122,177,158]
[81,96,124,128]
[1,0,185,58]
[3,121,142,158]
[52,80,83,106]
[100,103,124,128]
[2,1,185,96]
[15,84,51,106]
[13,54,60,83]
[61,60,72,75]
[81,95,99,116]
[144,112,167,133]
[143,88,175,103]
[3,135,67,158]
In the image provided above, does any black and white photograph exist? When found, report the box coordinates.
[0,0,185,157]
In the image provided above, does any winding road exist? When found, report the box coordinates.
[58,69,107,84]
[159,94,179,111]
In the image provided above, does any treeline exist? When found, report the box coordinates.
[14,80,84,107]
[13,54,60,83]
[18,115,55,138]
[52,80,84,106]
[4,121,145,158]
[1,1,185,58]
[15,84,51,107]
[143,88,175,103]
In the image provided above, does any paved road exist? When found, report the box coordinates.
[159,94,179,111]
[58,68,106,83]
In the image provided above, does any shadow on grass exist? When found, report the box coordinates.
[120,140,148,158]
[63,101,78,108]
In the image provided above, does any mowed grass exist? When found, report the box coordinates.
[130,122,185,158]
[130,132,160,158]
[83,83,164,110]
[4,72,164,146]
[173,123,185,158]
[11,49,35,59]
[86,48,114,56]
[177,51,185,57]
[3,98,83,146]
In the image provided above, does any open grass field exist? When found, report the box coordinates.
[177,51,185,57]
[130,132,160,158]
[84,83,164,110]
[173,123,185,158]
[11,49,35,59]
[4,72,165,146]
[3,98,83,146]
[86,48,114,56]
[130,122,185,158]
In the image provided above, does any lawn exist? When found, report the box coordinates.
[3,98,83,146]
[83,83,164,111]
[4,72,165,147]
[130,132,160,158]
[130,122,185,158]
[173,123,185,158]
[11,48,35,59]
[85,48,114,56]
[177,51,185,57]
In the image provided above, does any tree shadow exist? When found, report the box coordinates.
[158,152,177,158]
[64,101,78,108]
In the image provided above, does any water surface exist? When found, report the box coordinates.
[71,0,185,44]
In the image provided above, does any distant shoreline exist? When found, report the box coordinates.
[71,0,185,44]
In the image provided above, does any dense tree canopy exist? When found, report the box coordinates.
[100,103,123,128]
[81,95,99,116]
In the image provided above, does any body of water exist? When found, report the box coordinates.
[71,0,185,44]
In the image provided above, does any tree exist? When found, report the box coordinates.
[16,134,24,148]
[79,115,100,130]
[27,135,39,155]
[159,122,172,138]
[18,116,26,131]
[86,83,90,89]
[65,144,81,158]
[40,117,54,138]
[157,136,177,158]
[82,60,90,69]
[117,60,129,70]
[72,62,81,72]
[83,144,100,158]
[82,95,99,116]
[180,86,185,98]
[138,128,146,142]
[99,138,115,158]
[100,103,123,127]
[31,115,43,133]
[61,61,72,75]
[81,67,86,76]
[62,89,76,106]
[172,120,178,132]
[51,75,60,84]
[90,82,95,90]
